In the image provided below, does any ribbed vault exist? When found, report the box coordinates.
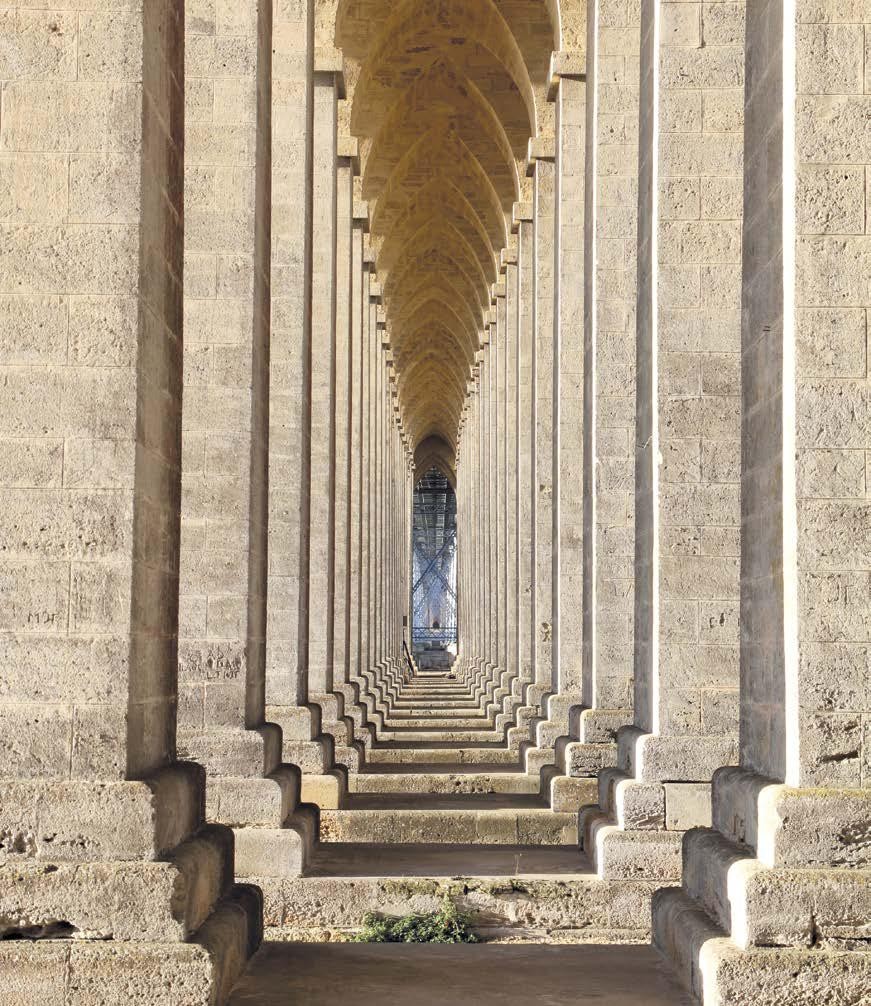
[328,0,565,461]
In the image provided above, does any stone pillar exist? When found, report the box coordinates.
[496,287,508,679]
[296,57,357,806]
[373,322,384,674]
[580,0,642,769]
[265,0,334,795]
[458,418,469,668]
[304,60,338,780]
[329,146,353,751]
[538,56,597,813]
[355,260,374,717]
[503,246,520,705]
[0,3,258,993]
[531,147,557,712]
[178,0,314,878]
[585,0,746,884]
[655,1,871,998]
[485,337,496,670]
[337,196,370,745]
[180,0,269,747]
[510,209,537,747]
[553,61,586,704]
[365,286,380,681]
[472,370,484,673]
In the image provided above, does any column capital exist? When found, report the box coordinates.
[525,136,556,177]
[547,50,586,101]
[338,135,360,174]
[512,201,533,232]
[353,199,370,232]
[314,48,345,97]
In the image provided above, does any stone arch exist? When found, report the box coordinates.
[371,128,509,252]
[414,435,458,487]
[363,59,520,212]
[329,0,559,469]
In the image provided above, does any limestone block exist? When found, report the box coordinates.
[551,777,598,813]
[0,824,230,942]
[206,769,299,829]
[767,788,871,869]
[0,770,202,866]
[566,742,619,777]
[580,709,630,744]
[594,827,683,881]
[318,809,578,846]
[177,726,281,779]
[615,780,666,830]
[635,733,739,783]
[233,828,306,879]
[0,886,261,1004]
[664,783,713,830]
[299,773,343,809]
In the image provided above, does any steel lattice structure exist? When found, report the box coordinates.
[411,468,457,647]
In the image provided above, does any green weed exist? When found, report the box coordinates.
[353,895,478,944]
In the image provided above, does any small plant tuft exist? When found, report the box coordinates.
[353,895,478,944]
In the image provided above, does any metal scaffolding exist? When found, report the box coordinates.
[411,468,457,648]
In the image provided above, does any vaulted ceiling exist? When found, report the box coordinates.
[331,0,570,470]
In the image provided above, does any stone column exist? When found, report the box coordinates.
[503,246,520,705]
[178,0,315,877]
[508,208,538,747]
[454,422,462,667]
[380,354,390,674]
[586,0,746,884]
[373,322,384,674]
[496,287,508,681]
[266,1,335,796]
[363,286,381,692]
[391,392,404,669]
[471,371,484,674]
[480,318,494,677]
[483,293,515,714]
[0,3,258,993]
[329,145,353,755]
[305,60,336,752]
[337,197,370,745]
[656,1,871,998]
[538,56,597,813]
[355,260,374,719]
[580,0,642,771]
[298,58,358,806]
[460,394,472,673]
[531,146,557,717]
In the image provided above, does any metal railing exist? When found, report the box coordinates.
[412,627,458,647]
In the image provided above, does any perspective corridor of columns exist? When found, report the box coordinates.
[0,0,868,1004]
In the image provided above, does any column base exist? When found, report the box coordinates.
[299,771,345,809]
[654,887,871,1006]
[0,766,261,1003]
[0,884,261,1006]
[578,729,739,884]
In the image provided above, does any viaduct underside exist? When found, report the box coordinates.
[0,0,868,1003]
